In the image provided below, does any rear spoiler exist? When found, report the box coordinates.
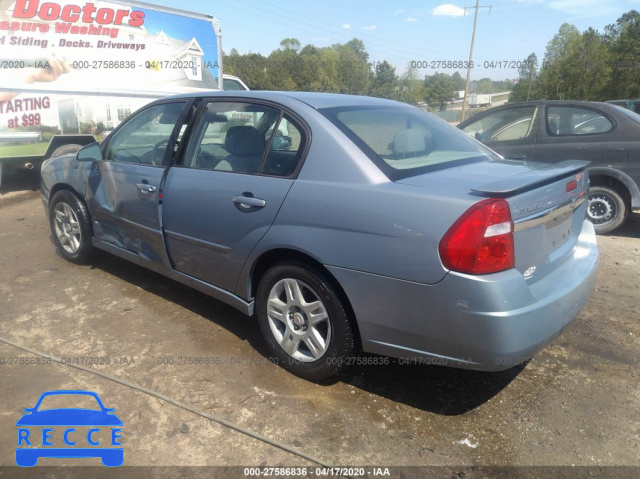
[471,160,590,196]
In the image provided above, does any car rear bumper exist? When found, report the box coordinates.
[328,220,599,371]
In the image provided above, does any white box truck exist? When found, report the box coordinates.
[0,0,243,184]
[469,93,492,108]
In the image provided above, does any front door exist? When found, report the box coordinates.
[459,104,540,161]
[87,100,189,268]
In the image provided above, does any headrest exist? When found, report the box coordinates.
[393,129,426,155]
[225,126,265,156]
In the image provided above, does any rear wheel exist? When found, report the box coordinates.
[256,262,354,381]
[49,190,94,264]
[50,144,83,158]
[587,186,628,234]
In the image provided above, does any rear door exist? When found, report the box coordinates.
[532,104,617,166]
[88,100,190,268]
[162,100,307,294]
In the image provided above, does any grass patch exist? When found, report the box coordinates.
[0,142,48,157]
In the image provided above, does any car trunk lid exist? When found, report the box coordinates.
[398,159,591,282]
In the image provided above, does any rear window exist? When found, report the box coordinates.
[320,105,494,180]
[546,106,613,136]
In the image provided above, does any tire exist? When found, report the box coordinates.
[587,186,628,234]
[49,190,94,264]
[50,144,83,158]
[256,262,354,381]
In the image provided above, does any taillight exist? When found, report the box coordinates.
[439,198,515,275]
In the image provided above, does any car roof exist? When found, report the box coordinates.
[163,90,409,110]
[36,390,100,399]
[458,99,622,127]
[488,100,614,108]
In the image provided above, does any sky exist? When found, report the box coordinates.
[144,0,638,82]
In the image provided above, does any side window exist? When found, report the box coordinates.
[547,106,613,136]
[263,115,305,176]
[461,106,537,142]
[106,102,186,166]
[183,102,305,176]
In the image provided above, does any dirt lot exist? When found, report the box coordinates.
[0,173,638,478]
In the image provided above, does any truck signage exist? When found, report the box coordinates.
[0,0,222,171]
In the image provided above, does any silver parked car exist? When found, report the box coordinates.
[41,92,599,380]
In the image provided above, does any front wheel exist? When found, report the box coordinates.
[587,186,628,234]
[49,190,94,264]
[256,262,354,381]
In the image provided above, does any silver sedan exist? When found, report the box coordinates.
[41,91,599,380]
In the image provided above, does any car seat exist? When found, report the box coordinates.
[392,129,433,158]
[217,126,265,173]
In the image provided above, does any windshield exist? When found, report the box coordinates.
[37,394,102,411]
[320,105,495,180]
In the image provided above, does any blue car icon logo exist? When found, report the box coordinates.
[16,390,123,467]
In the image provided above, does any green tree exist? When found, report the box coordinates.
[296,44,339,92]
[266,41,300,90]
[369,61,398,99]
[336,43,370,94]
[451,71,466,90]
[535,23,612,100]
[567,28,611,100]
[475,77,494,94]
[345,38,369,63]
[280,38,301,52]
[423,72,455,110]
[397,63,425,104]
[604,10,640,98]
[224,50,269,90]
[509,53,540,102]
[538,23,581,99]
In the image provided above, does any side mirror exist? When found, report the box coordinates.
[77,142,102,162]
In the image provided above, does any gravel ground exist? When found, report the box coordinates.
[0,174,638,478]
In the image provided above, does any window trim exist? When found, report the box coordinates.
[101,98,193,167]
[462,105,539,144]
[544,105,616,137]
[173,98,311,179]
[321,104,493,181]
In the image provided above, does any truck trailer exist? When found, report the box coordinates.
[468,93,492,108]
[0,0,243,185]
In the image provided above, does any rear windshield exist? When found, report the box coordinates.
[320,105,495,180]
[611,104,640,124]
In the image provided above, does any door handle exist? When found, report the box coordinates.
[136,183,157,194]
[233,195,266,209]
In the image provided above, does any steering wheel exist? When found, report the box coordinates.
[151,139,170,164]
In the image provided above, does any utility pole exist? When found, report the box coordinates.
[460,1,491,123]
